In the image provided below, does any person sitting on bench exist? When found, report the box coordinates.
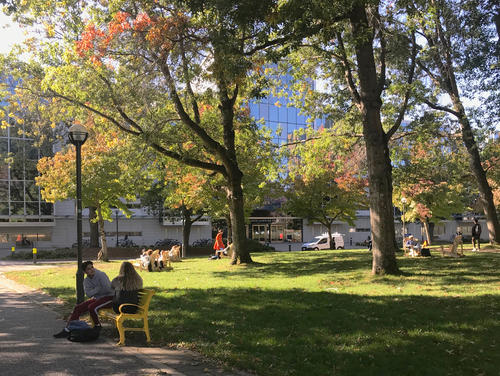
[53,261,114,338]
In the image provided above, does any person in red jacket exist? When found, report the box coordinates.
[211,229,225,259]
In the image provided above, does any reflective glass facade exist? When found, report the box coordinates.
[0,117,54,223]
[248,75,331,145]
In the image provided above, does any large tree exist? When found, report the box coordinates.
[407,0,500,243]
[391,117,469,244]
[1,0,306,264]
[284,127,367,246]
[281,1,418,274]
[36,126,152,261]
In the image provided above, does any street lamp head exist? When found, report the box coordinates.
[68,124,88,145]
[401,197,407,204]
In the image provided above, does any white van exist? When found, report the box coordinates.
[301,233,345,250]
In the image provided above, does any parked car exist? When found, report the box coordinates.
[301,233,345,250]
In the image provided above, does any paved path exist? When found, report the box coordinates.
[0,262,250,376]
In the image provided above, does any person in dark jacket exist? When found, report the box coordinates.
[110,261,143,313]
[471,218,482,252]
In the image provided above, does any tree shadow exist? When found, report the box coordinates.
[147,287,500,376]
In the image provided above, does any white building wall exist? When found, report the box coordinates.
[50,218,76,248]
[54,200,75,216]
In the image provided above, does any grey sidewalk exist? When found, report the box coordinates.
[0,263,250,376]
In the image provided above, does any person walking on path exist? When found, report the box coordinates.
[53,260,114,338]
[472,218,482,252]
[212,229,225,259]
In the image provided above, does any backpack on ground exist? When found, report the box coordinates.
[67,320,101,342]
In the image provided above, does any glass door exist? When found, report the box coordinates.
[252,225,269,242]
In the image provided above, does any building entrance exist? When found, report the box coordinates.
[271,225,284,241]
[252,225,269,242]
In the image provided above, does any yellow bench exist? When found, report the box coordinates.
[100,289,155,346]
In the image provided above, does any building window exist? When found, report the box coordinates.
[0,114,54,223]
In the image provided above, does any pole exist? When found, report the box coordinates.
[402,203,406,248]
[116,210,119,247]
[76,143,84,304]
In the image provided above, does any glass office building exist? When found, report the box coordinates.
[248,75,330,145]
[247,75,332,243]
[0,113,54,245]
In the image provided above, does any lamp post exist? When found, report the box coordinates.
[115,209,119,247]
[401,197,407,247]
[68,124,88,304]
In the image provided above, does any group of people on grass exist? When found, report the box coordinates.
[53,260,142,338]
[139,247,179,272]
[405,235,428,257]
[403,217,482,257]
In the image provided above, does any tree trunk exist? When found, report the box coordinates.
[225,213,233,244]
[426,4,500,245]
[227,170,252,264]
[325,220,333,250]
[89,206,99,248]
[422,218,431,245]
[96,206,109,262]
[181,205,193,258]
[456,111,500,244]
[350,7,399,275]
[429,222,435,243]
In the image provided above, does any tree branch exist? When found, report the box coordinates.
[156,52,229,161]
[423,99,460,117]
[147,142,226,175]
[97,74,146,134]
[337,32,361,105]
[180,38,201,124]
[387,31,417,139]
[46,89,142,137]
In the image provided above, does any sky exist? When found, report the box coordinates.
[0,13,25,54]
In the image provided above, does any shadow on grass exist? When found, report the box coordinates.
[148,287,500,376]
[32,251,500,376]
[209,250,500,287]
[208,250,372,280]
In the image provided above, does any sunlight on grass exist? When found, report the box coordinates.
[5,249,500,376]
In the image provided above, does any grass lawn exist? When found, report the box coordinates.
[5,247,500,376]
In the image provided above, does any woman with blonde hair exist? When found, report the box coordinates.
[111,261,143,314]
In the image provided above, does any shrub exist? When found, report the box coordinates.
[191,238,212,248]
[153,238,181,249]
[8,248,77,260]
[244,238,275,252]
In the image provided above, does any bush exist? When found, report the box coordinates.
[191,238,212,248]
[8,248,77,260]
[244,238,275,252]
[154,238,181,249]
[71,239,91,248]
[117,238,137,248]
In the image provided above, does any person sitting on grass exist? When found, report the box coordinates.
[111,261,143,314]
[209,243,232,260]
[211,229,225,259]
[408,237,422,257]
[139,249,150,271]
[53,261,114,338]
